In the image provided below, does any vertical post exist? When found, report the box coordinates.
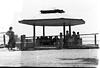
[69,25,71,36]
[43,25,45,36]
[3,35,6,45]
[63,23,65,45]
[33,25,35,48]
[94,34,97,45]
[21,35,25,51]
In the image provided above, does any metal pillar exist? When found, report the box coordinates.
[43,25,45,36]
[69,25,71,36]
[3,35,6,45]
[94,34,97,45]
[63,23,65,45]
[33,25,36,48]
[21,35,25,51]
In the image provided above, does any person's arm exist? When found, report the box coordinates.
[6,31,9,36]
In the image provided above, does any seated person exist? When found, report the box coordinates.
[45,36,49,45]
[40,36,44,45]
[48,36,53,45]
[36,37,40,40]
[55,36,60,45]
[49,36,53,40]
[36,37,40,46]
[53,36,59,44]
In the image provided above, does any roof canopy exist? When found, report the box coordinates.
[19,18,85,26]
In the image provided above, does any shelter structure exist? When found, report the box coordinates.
[19,18,85,48]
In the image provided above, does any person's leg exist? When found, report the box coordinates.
[8,45,10,50]
[9,43,11,50]
[10,39,15,51]
[8,41,10,50]
[12,42,16,51]
[9,41,12,50]
[10,42,13,50]
[11,46,12,50]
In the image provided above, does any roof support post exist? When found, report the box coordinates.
[3,35,6,45]
[43,25,45,36]
[69,25,71,36]
[63,23,65,45]
[33,25,36,48]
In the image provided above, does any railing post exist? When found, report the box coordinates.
[21,35,25,51]
[94,34,97,45]
[33,25,36,48]
[43,25,45,37]
[63,23,65,46]
[69,25,71,37]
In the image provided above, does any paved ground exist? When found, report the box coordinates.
[0,48,99,67]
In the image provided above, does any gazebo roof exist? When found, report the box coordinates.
[19,18,85,26]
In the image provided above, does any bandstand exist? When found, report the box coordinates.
[19,18,86,49]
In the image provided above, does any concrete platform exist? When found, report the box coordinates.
[0,48,98,67]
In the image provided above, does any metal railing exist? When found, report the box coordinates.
[20,33,99,50]
[0,32,7,45]
[80,33,99,46]
[0,32,99,50]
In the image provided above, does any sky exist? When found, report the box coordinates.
[0,0,100,37]
[0,0,23,33]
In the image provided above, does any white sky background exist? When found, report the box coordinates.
[0,0,100,37]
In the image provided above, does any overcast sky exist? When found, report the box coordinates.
[0,0,100,37]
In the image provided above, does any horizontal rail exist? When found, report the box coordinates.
[80,33,99,35]
[26,33,99,38]
[0,32,6,34]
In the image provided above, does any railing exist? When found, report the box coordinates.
[80,33,99,46]
[0,32,7,45]
[20,33,99,50]
[0,32,99,50]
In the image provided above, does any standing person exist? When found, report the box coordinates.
[65,31,69,46]
[59,32,63,49]
[6,27,16,51]
[72,31,77,45]
[72,31,77,39]
[76,32,81,45]
[76,32,80,39]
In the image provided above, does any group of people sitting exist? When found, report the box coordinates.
[36,30,82,46]
[36,36,60,46]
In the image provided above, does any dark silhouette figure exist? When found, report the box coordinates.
[72,31,77,45]
[65,31,69,41]
[6,27,16,51]
[48,36,53,45]
[59,32,63,48]
[53,36,59,46]
[76,32,82,45]
[65,31,70,46]
[72,31,77,38]
[76,32,80,39]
